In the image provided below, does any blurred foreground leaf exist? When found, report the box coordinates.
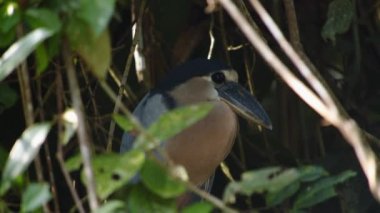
[127,184,176,213]
[76,30,111,80]
[182,202,213,213]
[0,28,53,82]
[0,122,52,195]
[76,0,116,36]
[21,182,51,213]
[293,170,356,210]
[86,150,145,199]
[223,166,336,207]
[141,159,186,199]
[95,200,125,213]
[134,103,213,150]
[113,114,134,132]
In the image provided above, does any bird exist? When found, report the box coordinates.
[121,58,272,194]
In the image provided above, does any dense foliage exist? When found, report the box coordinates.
[1,0,380,212]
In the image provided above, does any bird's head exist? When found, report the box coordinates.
[156,59,272,129]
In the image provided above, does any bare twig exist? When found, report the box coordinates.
[16,25,49,213]
[55,66,86,213]
[106,37,138,152]
[218,0,380,201]
[207,14,216,59]
[63,44,99,210]
[186,183,238,213]
[249,0,337,112]
[217,0,331,122]
[132,0,147,83]
[36,79,61,212]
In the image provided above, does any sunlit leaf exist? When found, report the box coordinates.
[0,2,21,33]
[86,150,145,199]
[141,159,186,198]
[134,103,213,150]
[95,200,125,213]
[21,182,51,213]
[113,114,134,132]
[127,184,176,213]
[0,28,53,82]
[182,202,213,213]
[321,0,354,44]
[293,170,356,210]
[0,122,52,195]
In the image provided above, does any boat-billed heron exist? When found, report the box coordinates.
[121,59,271,191]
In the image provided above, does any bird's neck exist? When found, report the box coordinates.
[168,77,219,106]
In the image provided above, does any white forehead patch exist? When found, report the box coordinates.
[223,69,238,82]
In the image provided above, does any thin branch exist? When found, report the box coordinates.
[207,14,216,59]
[16,25,49,213]
[63,44,99,210]
[186,183,238,213]
[249,0,337,112]
[218,0,380,201]
[36,79,61,212]
[55,66,85,213]
[106,37,138,152]
[217,0,332,123]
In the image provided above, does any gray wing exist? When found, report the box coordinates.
[120,91,171,153]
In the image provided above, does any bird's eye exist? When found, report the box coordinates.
[211,72,226,84]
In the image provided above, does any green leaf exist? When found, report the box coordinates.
[95,200,125,213]
[25,8,62,33]
[321,0,354,44]
[64,154,82,172]
[0,83,18,113]
[113,114,134,132]
[0,29,16,48]
[223,167,300,204]
[298,166,328,182]
[266,181,300,206]
[76,30,111,80]
[76,0,116,36]
[0,2,21,33]
[0,122,52,195]
[88,150,145,199]
[182,202,213,213]
[134,103,213,150]
[293,170,356,210]
[141,159,186,198]
[127,184,177,213]
[35,44,49,75]
[0,28,53,82]
[21,182,51,213]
